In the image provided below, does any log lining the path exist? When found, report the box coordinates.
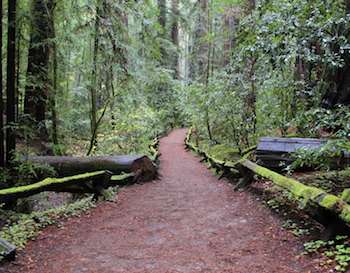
[185,128,350,229]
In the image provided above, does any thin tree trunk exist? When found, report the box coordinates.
[158,0,167,62]
[171,0,180,79]
[223,7,236,67]
[6,0,17,165]
[197,0,208,82]
[205,0,213,141]
[50,21,59,146]
[15,21,20,120]
[0,0,4,167]
[89,3,101,153]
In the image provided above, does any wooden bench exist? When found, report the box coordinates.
[256,137,350,169]
[0,238,16,262]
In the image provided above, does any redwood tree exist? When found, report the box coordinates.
[158,0,167,62]
[171,0,180,79]
[6,0,17,164]
[0,0,4,167]
[24,0,54,135]
[321,1,350,108]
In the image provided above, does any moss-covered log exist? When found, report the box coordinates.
[185,128,350,228]
[241,159,350,225]
[27,155,157,179]
[0,171,110,203]
[0,171,140,204]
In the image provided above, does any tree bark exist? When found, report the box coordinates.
[321,3,350,108]
[158,0,167,62]
[26,155,157,178]
[24,0,54,135]
[196,0,209,82]
[6,0,17,165]
[49,5,59,147]
[223,7,237,67]
[171,0,180,79]
[89,3,100,150]
[0,0,4,167]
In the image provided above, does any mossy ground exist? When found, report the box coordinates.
[197,141,240,162]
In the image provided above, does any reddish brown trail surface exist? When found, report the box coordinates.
[2,129,324,273]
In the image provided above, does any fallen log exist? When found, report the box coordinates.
[240,160,350,227]
[0,238,16,262]
[0,171,110,203]
[27,155,157,181]
[0,171,138,204]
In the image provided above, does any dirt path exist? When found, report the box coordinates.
[3,129,323,273]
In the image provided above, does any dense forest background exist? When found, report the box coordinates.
[1,0,350,185]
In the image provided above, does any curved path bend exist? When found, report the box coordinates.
[3,129,322,273]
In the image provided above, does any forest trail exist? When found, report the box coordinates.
[3,129,322,273]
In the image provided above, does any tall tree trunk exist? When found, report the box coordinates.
[158,0,167,62]
[24,0,54,137]
[15,23,20,120]
[6,0,17,165]
[223,7,237,67]
[321,2,350,108]
[0,0,4,167]
[88,3,101,154]
[171,0,180,79]
[50,11,59,147]
[200,0,213,141]
[196,0,209,82]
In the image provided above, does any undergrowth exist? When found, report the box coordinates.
[0,196,96,251]
[303,236,350,272]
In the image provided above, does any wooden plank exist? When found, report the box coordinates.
[0,238,16,262]
[258,137,326,153]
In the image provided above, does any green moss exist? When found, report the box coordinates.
[185,129,350,226]
[341,189,350,204]
[242,160,350,225]
[206,144,239,161]
[318,195,340,209]
[110,172,135,181]
[0,171,106,197]
[340,206,350,223]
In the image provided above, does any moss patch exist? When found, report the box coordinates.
[242,160,350,225]
[341,189,350,204]
[0,171,106,197]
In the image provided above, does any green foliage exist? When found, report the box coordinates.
[12,156,57,186]
[304,236,350,272]
[0,197,95,249]
[292,107,350,138]
[288,140,350,171]
[282,219,310,236]
[303,240,328,253]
